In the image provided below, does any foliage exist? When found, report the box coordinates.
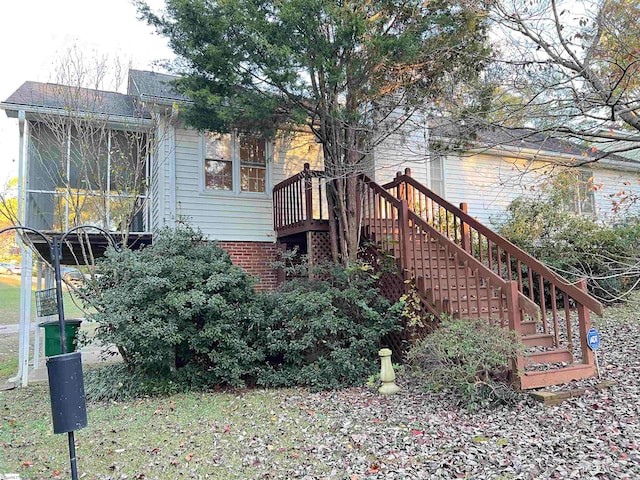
[84,364,187,402]
[86,230,401,395]
[406,318,523,408]
[86,226,264,388]
[138,0,492,263]
[498,184,640,303]
[255,262,403,390]
[489,0,640,159]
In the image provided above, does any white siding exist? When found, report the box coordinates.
[442,151,640,226]
[150,118,171,232]
[444,153,549,226]
[372,110,429,185]
[593,168,640,221]
[271,130,323,185]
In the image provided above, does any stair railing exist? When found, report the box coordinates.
[361,177,522,330]
[384,169,602,366]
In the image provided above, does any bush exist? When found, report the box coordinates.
[84,364,188,402]
[406,318,523,408]
[497,192,640,303]
[85,226,264,388]
[255,262,403,390]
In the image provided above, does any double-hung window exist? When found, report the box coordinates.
[204,132,268,193]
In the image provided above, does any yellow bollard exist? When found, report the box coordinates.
[378,348,400,395]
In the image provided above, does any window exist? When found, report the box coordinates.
[204,132,267,193]
[557,170,595,215]
[572,171,596,215]
[239,135,267,192]
[429,153,445,197]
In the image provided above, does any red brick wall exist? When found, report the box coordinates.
[218,241,283,291]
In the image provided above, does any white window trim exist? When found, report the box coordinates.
[200,130,272,197]
[426,151,446,198]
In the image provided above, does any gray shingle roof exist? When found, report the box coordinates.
[431,123,634,164]
[2,81,140,118]
[128,69,187,104]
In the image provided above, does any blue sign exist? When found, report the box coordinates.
[587,328,601,351]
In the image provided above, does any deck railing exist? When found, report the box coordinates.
[384,169,603,366]
[273,163,329,235]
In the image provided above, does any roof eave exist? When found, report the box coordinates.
[0,102,154,130]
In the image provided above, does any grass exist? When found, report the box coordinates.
[0,275,87,326]
[0,385,333,479]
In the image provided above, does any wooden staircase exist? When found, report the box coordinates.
[273,165,604,389]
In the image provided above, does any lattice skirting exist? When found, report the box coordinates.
[308,231,332,266]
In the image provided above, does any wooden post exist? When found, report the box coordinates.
[399,200,411,278]
[506,280,525,387]
[576,279,595,366]
[303,163,313,223]
[460,202,470,253]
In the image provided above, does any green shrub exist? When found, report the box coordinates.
[84,364,187,402]
[497,191,640,303]
[406,318,523,408]
[255,262,403,390]
[85,226,264,388]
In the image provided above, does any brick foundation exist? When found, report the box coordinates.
[217,241,283,291]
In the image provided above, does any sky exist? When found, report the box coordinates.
[0,0,175,186]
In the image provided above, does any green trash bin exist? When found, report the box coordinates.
[38,319,82,357]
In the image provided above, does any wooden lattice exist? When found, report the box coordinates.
[309,231,332,266]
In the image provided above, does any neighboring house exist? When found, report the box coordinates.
[428,126,640,225]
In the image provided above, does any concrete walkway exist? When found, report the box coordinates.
[1,323,121,389]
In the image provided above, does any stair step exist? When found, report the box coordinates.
[524,349,573,366]
[522,333,555,348]
[519,364,596,390]
[519,321,538,335]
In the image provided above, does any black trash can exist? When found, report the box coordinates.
[46,351,88,434]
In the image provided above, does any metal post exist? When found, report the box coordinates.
[51,237,68,355]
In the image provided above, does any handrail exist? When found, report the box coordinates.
[384,172,603,316]
[361,178,515,325]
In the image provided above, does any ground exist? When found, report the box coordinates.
[0,282,639,479]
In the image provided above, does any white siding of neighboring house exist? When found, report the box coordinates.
[441,151,640,226]
[592,167,640,221]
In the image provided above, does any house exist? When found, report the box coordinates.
[425,125,640,225]
[2,69,638,389]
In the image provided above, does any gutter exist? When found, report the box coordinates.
[0,102,154,130]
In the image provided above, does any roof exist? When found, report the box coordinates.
[2,81,141,119]
[431,123,638,167]
[128,69,188,104]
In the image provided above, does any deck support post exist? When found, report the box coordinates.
[399,200,411,278]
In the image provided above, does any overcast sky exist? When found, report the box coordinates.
[0,0,175,186]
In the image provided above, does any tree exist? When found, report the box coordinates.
[0,178,19,262]
[487,0,640,159]
[137,0,492,264]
